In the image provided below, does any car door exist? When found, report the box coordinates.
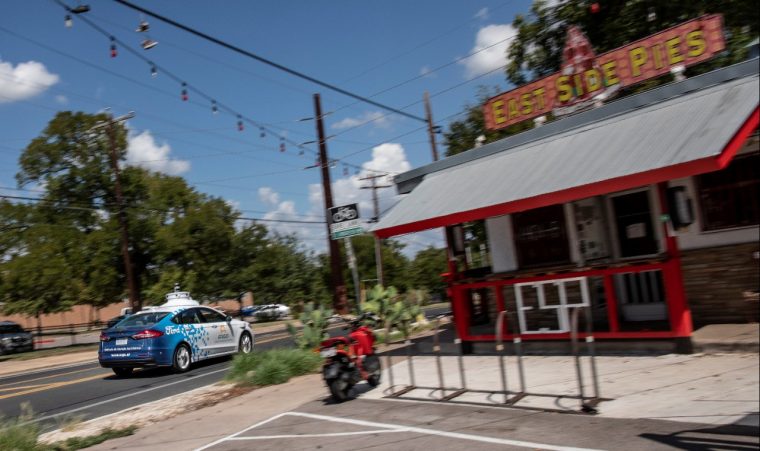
[198,308,236,355]
[173,308,210,362]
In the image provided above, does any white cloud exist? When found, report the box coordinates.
[126,131,190,175]
[460,24,517,78]
[331,111,390,130]
[0,59,59,103]
[258,187,280,206]
[54,94,68,105]
[261,142,441,256]
[419,66,436,78]
[474,7,489,20]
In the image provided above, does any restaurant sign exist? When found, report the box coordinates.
[483,15,725,131]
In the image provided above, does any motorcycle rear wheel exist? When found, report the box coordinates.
[328,378,351,402]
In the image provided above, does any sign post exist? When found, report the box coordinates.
[329,203,364,240]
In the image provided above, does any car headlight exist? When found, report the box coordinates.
[1,337,13,343]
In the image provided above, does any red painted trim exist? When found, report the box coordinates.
[603,274,620,333]
[455,262,668,289]
[717,107,759,168]
[375,107,758,239]
[467,331,683,341]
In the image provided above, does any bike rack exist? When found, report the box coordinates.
[383,307,609,414]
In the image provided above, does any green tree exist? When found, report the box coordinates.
[341,235,410,298]
[407,246,448,300]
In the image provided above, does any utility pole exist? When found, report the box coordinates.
[314,93,347,314]
[424,91,440,162]
[93,112,141,313]
[360,174,392,287]
[424,93,458,277]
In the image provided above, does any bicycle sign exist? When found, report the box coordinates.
[329,204,363,240]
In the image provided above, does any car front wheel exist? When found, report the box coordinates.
[172,344,191,373]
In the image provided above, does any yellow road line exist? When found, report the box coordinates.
[0,373,110,400]
[0,367,96,389]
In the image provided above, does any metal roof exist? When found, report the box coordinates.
[374,60,759,238]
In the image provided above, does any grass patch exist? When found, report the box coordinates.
[0,403,135,451]
[226,348,322,386]
[48,426,136,451]
[0,344,98,363]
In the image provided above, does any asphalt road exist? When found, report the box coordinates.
[1,305,451,431]
[0,327,295,431]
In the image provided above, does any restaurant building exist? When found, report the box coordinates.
[373,57,758,351]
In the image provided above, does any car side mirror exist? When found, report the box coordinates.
[226,315,232,322]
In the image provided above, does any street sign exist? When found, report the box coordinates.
[329,203,364,240]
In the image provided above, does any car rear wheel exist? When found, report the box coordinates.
[112,367,133,377]
[172,344,191,373]
[238,332,253,354]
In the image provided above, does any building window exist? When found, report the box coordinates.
[697,153,760,231]
[512,204,571,267]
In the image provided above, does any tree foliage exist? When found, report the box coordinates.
[0,111,327,316]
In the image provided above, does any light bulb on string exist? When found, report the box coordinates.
[109,36,117,58]
[279,138,286,153]
[211,100,218,115]
[181,82,188,101]
[65,15,73,28]
[343,165,349,176]
[298,147,304,156]
[237,115,244,131]
[149,63,157,78]
[259,127,266,138]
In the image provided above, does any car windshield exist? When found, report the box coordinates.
[0,324,23,334]
[113,312,170,329]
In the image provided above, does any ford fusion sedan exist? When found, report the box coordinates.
[99,289,254,376]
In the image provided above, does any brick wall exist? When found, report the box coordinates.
[681,242,760,326]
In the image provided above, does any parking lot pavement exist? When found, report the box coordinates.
[362,353,759,425]
[194,397,760,451]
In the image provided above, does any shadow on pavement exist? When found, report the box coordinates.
[640,420,760,450]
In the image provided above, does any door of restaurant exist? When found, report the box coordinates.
[610,190,667,322]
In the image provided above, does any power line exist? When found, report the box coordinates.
[109,0,428,124]
[0,194,326,224]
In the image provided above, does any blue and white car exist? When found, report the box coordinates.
[99,289,254,377]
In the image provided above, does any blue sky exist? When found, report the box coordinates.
[1,0,532,255]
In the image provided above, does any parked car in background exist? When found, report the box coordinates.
[0,321,34,355]
[252,304,290,320]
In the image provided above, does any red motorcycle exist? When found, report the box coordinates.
[320,312,382,402]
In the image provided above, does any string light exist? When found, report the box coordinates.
[65,15,73,28]
[259,127,266,138]
[237,114,244,131]
[279,137,286,152]
[109,36,117,58]
[343,165,349,176]
[211,100,218,114]
[181,82,188,101]
[149,62,157,77]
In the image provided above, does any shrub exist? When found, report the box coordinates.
[286,303,332,350]
[227,348,322,386]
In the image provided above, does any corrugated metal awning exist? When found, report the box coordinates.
[374,62,759,238]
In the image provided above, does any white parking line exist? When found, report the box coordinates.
[26,367,229,425]
[226,429,401,441]
[196,411,608,451]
